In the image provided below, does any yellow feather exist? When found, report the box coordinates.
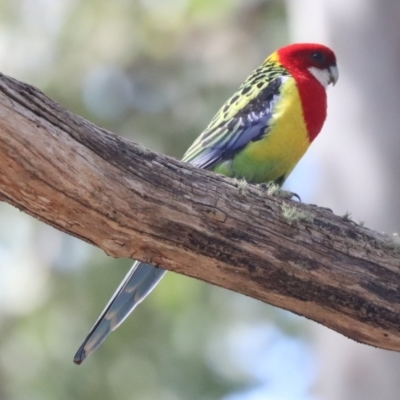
[228,77,310,183]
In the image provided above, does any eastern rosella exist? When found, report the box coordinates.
[74,43,338,364]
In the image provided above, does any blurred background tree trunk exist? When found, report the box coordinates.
[286,0,400,399]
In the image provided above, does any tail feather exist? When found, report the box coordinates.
[73,262,166,364]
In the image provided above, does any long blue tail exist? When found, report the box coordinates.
[73,262,166,364]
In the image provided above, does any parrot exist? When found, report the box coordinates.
[74,43,338,364]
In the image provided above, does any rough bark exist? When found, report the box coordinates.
[0,72,399,352]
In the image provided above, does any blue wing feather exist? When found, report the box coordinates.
[183,76,285,169]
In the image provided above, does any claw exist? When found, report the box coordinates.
[275,189,301,202]
[259,182,301,202]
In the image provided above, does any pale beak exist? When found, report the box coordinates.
[328,64,339,86]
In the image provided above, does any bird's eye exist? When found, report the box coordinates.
[311,51,324,62]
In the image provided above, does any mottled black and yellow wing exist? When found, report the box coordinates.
[183,70,289,169]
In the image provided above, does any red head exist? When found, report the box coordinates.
[276,43,338,88]
[271,43,338,142]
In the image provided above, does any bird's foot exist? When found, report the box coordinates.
[259,182,301,202]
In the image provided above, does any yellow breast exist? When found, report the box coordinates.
[230,77,310,183]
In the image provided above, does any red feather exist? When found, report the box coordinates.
[277,43,335,142]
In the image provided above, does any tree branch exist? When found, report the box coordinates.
[0,72,399,352]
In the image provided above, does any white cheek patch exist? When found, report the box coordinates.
[308,66,331,88]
